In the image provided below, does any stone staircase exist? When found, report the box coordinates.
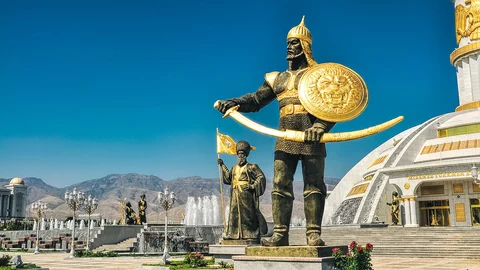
[92,237,137,253]
[289,226,480,259]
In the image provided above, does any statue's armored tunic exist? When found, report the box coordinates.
[231,69,334,156]
[220,162,267,240]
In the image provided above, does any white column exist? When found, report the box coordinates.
[407,198,419,227]
[11,193,17,218]
[6,195,10,217]
[22,195,26,218]
[404,198,412,226]
[0,195,3,217]
[399,198,405,225]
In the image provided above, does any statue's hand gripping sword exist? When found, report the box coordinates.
[214,101,403,143]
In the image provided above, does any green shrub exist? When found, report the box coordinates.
[75,250,119,258]
[332,241,374,270]
[183,252,208,268]
[0,255,11,266]
[218,260,234,268]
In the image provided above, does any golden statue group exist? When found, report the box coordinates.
[120,194,148,225]
[215,16,402,246]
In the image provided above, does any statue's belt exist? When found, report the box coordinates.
[232,180,249,192]
[279,104,307,117]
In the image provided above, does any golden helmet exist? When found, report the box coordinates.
[287,16,312,44]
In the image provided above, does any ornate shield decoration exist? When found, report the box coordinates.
[298,62,368,122]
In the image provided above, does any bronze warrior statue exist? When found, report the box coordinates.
[138,194,147,224]
[218,141,268,241]
[386,191,400,225]
[216,17,335,246]
[125,202,137,225]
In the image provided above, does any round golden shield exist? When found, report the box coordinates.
[298,62,368,122]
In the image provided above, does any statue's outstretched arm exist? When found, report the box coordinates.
[229,81,276,113]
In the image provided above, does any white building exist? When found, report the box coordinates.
[0,177,28,219]
[324,0,480,227]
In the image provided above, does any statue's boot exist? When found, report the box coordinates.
[261,194,292,246]
[305,192,326,246]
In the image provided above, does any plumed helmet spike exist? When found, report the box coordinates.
[300,15,306,26]
[287,15,312,44]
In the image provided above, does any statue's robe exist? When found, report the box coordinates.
[221,162,267,239]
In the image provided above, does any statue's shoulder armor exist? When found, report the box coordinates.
[264,71,280,88]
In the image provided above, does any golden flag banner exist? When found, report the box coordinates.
[216,130,237,155]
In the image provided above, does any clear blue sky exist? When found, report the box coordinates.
[0,0,459,187]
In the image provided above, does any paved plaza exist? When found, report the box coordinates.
[1,252,480,270]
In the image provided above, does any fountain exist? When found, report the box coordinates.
[184,195,222,226]
[291,216,306,227]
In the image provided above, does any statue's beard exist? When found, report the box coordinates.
[237,157,247,166]
[286,51,304,60]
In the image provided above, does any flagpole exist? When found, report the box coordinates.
[216,128,226,233]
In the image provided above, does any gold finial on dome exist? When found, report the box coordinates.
[287,15,312,44]
[9,177,25,185]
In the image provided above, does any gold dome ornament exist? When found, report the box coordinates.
[9,177,25,185]
[298,62,369,122]
[287,16,312,44]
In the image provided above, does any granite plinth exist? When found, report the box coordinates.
[209,244,247,264]
[221,239,260,245]
[232,255,336,270]
[245,245,347,257]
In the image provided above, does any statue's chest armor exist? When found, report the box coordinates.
[272,69,307,101]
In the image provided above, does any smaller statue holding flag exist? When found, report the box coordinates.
[216,130,268,243]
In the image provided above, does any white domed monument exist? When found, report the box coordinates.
[324,1,480,228]
[0,177,29,219]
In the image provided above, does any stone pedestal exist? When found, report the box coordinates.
[209,244,247,264]
[221,239,259,245]
[232,245,348,270]
[233,256,337,270]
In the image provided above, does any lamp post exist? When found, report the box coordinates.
[472,165,479,184]
[82,195,98,251]
[158,186,176,265]
[31,201,47,254]
[64,188,85,258]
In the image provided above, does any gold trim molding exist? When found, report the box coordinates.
[408,171,471,181]
[398,196,416,202]
[347,183,369,197]
[450,42,480,65]
[456,100,480,111]
[363,174,374,181]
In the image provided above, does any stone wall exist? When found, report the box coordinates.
[137,225,223,254]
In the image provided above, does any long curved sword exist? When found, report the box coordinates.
[214,101,403,143]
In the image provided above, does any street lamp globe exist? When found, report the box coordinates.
[473,165,479,184]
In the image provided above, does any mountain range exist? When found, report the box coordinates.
[0,174,340,223]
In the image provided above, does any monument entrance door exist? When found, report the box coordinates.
[419,200,450,227]
[470,199,480,226]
